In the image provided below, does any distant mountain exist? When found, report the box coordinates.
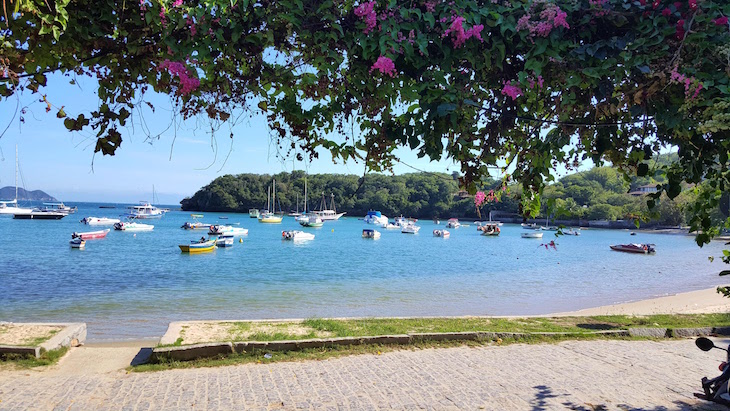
[0,186,57,202]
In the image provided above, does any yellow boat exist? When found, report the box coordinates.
[258,212,283,223]
[179,239,217,253]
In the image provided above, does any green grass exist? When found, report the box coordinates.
[0,347,69,369]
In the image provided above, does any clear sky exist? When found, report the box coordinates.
[0,74,462,204]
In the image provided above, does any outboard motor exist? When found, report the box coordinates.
[695,337,730,405]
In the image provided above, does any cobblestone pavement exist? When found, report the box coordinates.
[0,339,727,410]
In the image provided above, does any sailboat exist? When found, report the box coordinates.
[298,174,324,227]
[313,193,345,221]
[0,145,33,215]
[258,179,283,223]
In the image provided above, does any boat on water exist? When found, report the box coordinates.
[362,228,381,239]
[401,222,420,234]
[364,210,388,225]
[114,221,154,231]
[298,212,324,228]
[71,229,110,240]
[394,216,408,227]
[69,237,85,249]
[258,180,284,223]
[81,216,120,226]
[564,228,581,236]
[446,218,461,229]
[208,225,249,236]
[14,211,66,220]
[34,202,77,215]
[124,202,166,219]
[610,243,655,254]
[521,223,538,229]
[282,230,315,241]
[181,221,211,230]
[521,231,543,239]
[249,209,260,218]
[313,193,345,221]
[433,229,450,238]
[478,223,501,236]
[215,234,234,247]
[381,222,400,229]
[433,218,440,225]
[0,145,33,215]
[99,205,116,209]
[179,239,217,253]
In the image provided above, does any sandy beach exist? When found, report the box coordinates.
[553,286,730,316]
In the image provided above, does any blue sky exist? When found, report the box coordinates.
[0,74,461,204]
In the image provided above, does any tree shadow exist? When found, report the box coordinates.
[575,323,621,331]
[531,385,726,411]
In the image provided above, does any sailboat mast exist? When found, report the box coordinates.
[273,179,276,214]
[267,185,270,212]
[304,175,307,214]
[15,145,18,202]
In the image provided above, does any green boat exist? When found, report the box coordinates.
[298,212,323,228]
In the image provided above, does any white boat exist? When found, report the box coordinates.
[521,223,538,229]
[35,202,77,215]
[249,208,260,218]
[299,212,324,227]
[394,216,408,227]
[71,228,110,240]
[446,218,461,228]
[364,210,388,225]
[381,222,400,229]
[258,180,284,223]
[433,218,440,225]
[282,230,315,241]
[114,221,154,231]
[181,221,211,230]
[362,229,381,239]
[479,223,501,236]
[81,216,121,226]
[125,202,166,219]
[208,225,248,236]
[215,234,235,247]
[401,222,420,234]
[314,193,345,220]
[69,238,85,249]
[0,145,33,215]
[521,231,543,239]
[433,229,450,238]
[564,228,581,236]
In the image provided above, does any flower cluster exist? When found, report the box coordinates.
[516,2,570,39]
[474,190,499,207]
[369,56,396,77]
[354,1,377,34]
[527,74,545,89]
[442,16,484,48]
[501,81,523,100]
[715,16,728,26]
[172,0,183,6]
[588,0,609,17]
[158,60,200,95]
[670,67,702,100]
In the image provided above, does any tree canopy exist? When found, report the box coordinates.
[2,0,729,246]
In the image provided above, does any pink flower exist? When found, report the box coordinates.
[354,1,378,34]
[172,0,183,6]
[474,191,486,207]
[501,81,523,100]
[688,0,697,11]
[516,3,569,39]
[158,60,200,95]
[442,16,485,47]
[714,16,728,26]
[369,56,396,77]
[661,7,671,17]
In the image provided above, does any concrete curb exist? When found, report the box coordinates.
[151,342,234,362]
[0,323,87,359]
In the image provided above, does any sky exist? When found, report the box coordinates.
[0,74,462,204]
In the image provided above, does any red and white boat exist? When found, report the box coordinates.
[71,228,111,240]
[610,243,655,254]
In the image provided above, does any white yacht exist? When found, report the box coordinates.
[0,145,32,215]
[364,210,388,225]
[282,230,315,241]
[314,193,345,221]
[34,202,77,215]
[125,202,166,219]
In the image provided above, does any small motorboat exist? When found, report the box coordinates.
[479,224,501,236]
[446,218,461,229]
[282,230,315,241]
[215,234,234,247]
[69,237,85,249]
[14,211,66,220]
[610,243,655,254]
[381,222,400,229]
[433,218,440,225]
[563,228,581,236]
[433,229,450,238]
[364,210,388,225]
[208,225,249,236]
[179,239,217,253]
[401,222,420,234]
[394,216,408,227]
[71,228,110,240]
[191,214,204,218]
[181,221,211,230]
[362,229,381,239]
[299,213,324,228]
[521,223,538,229]
[521,231,543,239]
[114,222,154,231]
[81,217,120,226]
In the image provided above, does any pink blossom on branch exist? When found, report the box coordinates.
[369,56,397,77]
[172,0,183,6]
[516,3,570,39]
[442,16,484,48]
[354,1,378,34]
[501,81,523,100]
[714,16,729,26]
[158,60,200,95]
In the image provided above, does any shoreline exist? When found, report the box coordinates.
[550,286,730,316]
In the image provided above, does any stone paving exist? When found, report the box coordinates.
[0,339,727,410]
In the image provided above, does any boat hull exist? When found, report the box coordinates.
[610,245,654,254]
[69,238,85,249]
[14,212,65,220]
[179,241,216,253]
[83,217,120,226]
[72,229,110,240]
[258,216,283,223]
[521,232,543,238]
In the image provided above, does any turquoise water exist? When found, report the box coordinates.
[0,202,727,341]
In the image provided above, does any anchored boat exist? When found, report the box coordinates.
[71,229,110,240]
[433,229,450,238]
[362,229,381,239]
[114,222,154,231]
[610,243,655,254]
[81,217,120,226]
[282,230,315,241]
[179,239,217,253]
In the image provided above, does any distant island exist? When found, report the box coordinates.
[0,186,57,202]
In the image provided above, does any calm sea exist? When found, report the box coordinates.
[0,202,727,341]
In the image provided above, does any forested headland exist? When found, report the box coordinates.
[180,164,727,226]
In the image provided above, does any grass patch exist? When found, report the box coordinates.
[0,347,69,369]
